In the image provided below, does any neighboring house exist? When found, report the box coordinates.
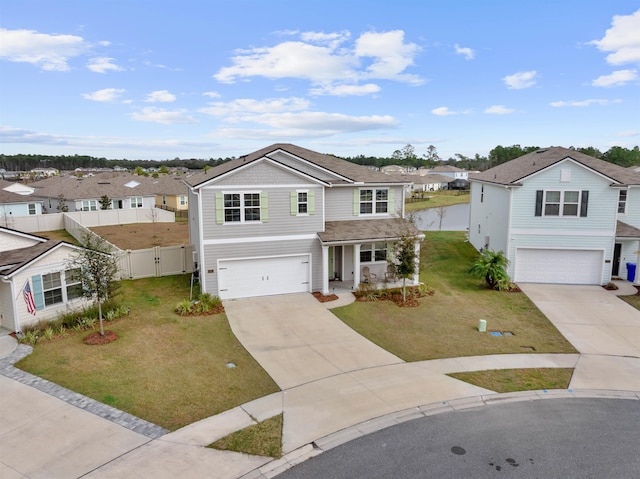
[469,147,640,285]
[185,143,423,300]
[394,173,451,196]
[148,175,189,211]
[30,168,59,178]
[0,227,90,332]
[430,165,469,180]
[31,174,156,212]
[0,180,43,224]
[1,180,36,195]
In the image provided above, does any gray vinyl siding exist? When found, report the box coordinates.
[468,182,510,253]
[201,186,324,240]
[203,238,323,296]
[187,189,200,252]
[220,161,319,186]
[618,187,640,229]
[325,185,405,221]
[268,151,338,181]
[511,161,618,233]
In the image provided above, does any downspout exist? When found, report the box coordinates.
[196,188,206,294]
[506,186,514,280]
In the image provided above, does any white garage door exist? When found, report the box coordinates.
[515,249,603,285]
[218,255,311,300]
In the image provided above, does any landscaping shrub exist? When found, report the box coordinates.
[175,293,224,316]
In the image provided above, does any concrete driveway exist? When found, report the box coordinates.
[519,283,640,392]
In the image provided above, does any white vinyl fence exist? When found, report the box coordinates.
[116,245,195,279]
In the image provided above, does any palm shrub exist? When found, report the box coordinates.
[469,249,510,290]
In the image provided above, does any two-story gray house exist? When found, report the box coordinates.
[185,144,422,300]
[469,147,640,285]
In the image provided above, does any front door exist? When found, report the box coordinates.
[613,243,622,277]
[329,246,343,281]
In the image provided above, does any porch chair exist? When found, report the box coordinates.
[385,264,398,283]
[362,266,377,284]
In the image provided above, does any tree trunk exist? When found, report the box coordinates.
[98,301,104,336]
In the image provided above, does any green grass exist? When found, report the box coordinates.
[449,368,574,393]
[405,191,470,212]
[16,275,279,431]
[37,229,80,245]
[333,231,577,361]
[620,293,640,311]
[209,414,283,458]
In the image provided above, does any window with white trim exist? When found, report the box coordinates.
[130,197,143,208]
[65,268,83,300]
[544,190,580,216]
[618,191,627,214]
[360,188,388,214]
[162,195,167,205]
[81,200,97,211]
[224,192,261,222]
[360,242,387,263]
[42,272,63,306]
[179,195,186,206]
[297,191,308,214]
[28,203,36,215]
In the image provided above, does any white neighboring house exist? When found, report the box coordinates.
[429,165,469,180]
[185,143,423,300]
[0,227,90,332]
[0,181,43,225]
[469,147,640,285]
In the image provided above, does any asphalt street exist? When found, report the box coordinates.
[277,398,640,479]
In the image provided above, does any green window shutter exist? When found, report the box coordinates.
[31,275,44,311]
[353,189,360,216]
[290,191,297,215]
[215,193,224,224]
[388,188,394,214]
[308,190,315,214]
[261,192,269,222]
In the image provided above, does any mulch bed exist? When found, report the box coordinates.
[312,292,339,302]
[83,330,119,345]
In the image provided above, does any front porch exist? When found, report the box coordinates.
[615,221,640,284]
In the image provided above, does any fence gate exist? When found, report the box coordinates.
[118,245,194,279]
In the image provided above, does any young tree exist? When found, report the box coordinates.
[56,194,69,212]
[99,195,111,210]
[469,249,510,290]
[388,220,420,302]
[68,234,119,336]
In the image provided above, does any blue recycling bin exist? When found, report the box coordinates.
[627,262,637,282]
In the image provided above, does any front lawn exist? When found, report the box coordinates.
[16,275,279,431]
[332,231,577,361]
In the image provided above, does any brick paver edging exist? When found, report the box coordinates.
[0,343,168,439]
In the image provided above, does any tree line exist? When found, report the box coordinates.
[1,144,638,173]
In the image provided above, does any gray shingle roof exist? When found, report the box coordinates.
[31,174,157,200]
[617,221,640,239]
[470,147,640,186]
[318,218,420,243]
[185,144,411,188]
[0,240,64,276]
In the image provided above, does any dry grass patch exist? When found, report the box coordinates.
[620,289,640,311]
[38,229,80,245]
[449,368,574,393]
[405,191,470,212]
[209,414,283,458]
[333,231,577,361]
[90,222,189,248]
[16,275,279,431]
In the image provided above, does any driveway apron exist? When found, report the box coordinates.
[224,293,402,389]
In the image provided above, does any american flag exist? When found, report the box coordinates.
[23,281,36,315]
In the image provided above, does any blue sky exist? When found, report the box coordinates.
[1,0,638,161]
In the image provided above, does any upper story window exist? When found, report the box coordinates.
[359,188,388,215]
[28,203,36,215]
[298,192,308,214]
[130,197,143,208]
[480,185,484,203]
[618,190,627,214]
[535,190,588,217]
[81,200,97,211]
[360,242,387,263]
[224,192,261,223]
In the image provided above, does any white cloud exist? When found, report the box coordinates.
[454,44,475,60]
[0,28,86,71]
[431,107,457,116]
[503,70,537,89]
[484,105,515,114]
[145,90,176,102]
[130,107,197,124]
[203,91,221,98]
[550,98,622,107]
[616,129,640,137]
[590,9,640,65]
[213,29,422,94]
[309,83,381,96]
[87,56,124,73]
[81,88,126,102]
[200,97,310,116]
[591,69,637,87]
[0,126,70,145]
[233,111,397,131]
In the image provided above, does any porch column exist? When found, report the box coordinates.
[412,239,421,285]
[321,245,329,294]
[635,240,640,284]
[354,244,361,287]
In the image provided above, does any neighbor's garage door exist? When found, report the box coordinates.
[218,255,310,300]
[515,249,603,285]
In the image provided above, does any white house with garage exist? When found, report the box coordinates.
[185,143,423,300]
[469,147,640,285]
[0,227,90,333]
